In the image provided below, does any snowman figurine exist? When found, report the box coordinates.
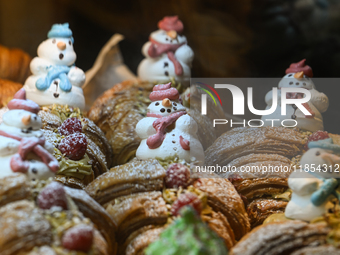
[137,16,194,87]
[135,83,204,165]
[23,23,86,110]
[285,138,340,221]
[262,59,329,132]
[0,89,59,180]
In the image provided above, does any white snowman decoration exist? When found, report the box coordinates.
[0,89,59,180]
[136,83,204,165]
[23,23,86,110]
[285,138,340,221]
[262,59,329,132]
[137,16,194,86]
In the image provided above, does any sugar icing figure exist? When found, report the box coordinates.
[24,23,86,110]
[135,83,204,164]
[137,16,194,86]
[262,59,329,132]
[285,138,340,221]
[0,89,59,180]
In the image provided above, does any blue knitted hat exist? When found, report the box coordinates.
[308,138,340,154]
[47,23,74,43]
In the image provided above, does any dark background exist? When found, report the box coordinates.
[1,0,340,131]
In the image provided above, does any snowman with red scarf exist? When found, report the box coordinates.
[262,60,329,132]
[135,83,204,165]
[137,16,194,86]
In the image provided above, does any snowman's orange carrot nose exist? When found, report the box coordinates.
[57,41,66,50]
[294,71,304,79]
[162,98,171,107]
[167,30,177,39]
[21,114,31,125]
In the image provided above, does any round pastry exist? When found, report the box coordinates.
[0,79,23,108]
[0,44,31,84]
[23,23,86,110]
[137,16,194,87]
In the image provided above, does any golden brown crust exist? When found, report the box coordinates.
[85,158,165,205]
[64,187,118,255]
[88,80,154,166]
[247,198,288,228]
[193,178,250,240]
[0,45,31,84]
[205,127,304,166]
[0,200,52,255]
[202,211,236,249]
[0,78,23,108]
[106,191,168,243]
[230,221,330,255]
[125,227,164,255]
[0,174,31,207]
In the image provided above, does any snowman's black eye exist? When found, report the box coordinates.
[165,38,169,41]
[155,102,160,106]
[52,39,56,44]
[69,40,71,45]
[160,108,165,112]
[289,82,293,85]
[316,151,320,156]
[288,74,293,77]
[167,109,171,113]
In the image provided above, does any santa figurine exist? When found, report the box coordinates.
[137,16,194,87]
[262,59,329,132]
[24,23,86,110]
[135,83,204,165]
[285,137,340,221]
[0,89,59,180]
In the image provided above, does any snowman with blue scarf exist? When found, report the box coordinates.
[24,23,85,110]
[285,138,340,221]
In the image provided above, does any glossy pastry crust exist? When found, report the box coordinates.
[88,80,154,166]
[230,221,330,255]
[193,178,250,240]
[0,174,31,207]
[0,79,23,108]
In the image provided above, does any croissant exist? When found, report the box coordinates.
[0,45,31,84]
[0,78,22,108]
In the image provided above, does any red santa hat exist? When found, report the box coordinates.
[285,59,313,78]
[158,16,184,33]
[149,82,180,101]
[7,88,40,114]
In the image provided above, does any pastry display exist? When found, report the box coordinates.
[137,16,194,87]
[135,82,204,165]
[0,79,23,108]
[261,59,329,132]
[23,23,86,110]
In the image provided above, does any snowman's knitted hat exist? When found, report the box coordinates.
[285,59,313,77]
[158,16,184,33]
[149,82,180,101]
[47,23,74,44]
[308,138,340,154]
[7,89,40,114]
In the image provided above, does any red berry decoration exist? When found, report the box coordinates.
[171,193,202,216]
[37,182,68,210]
[165,163,191,189]
[58,133,87,160]
[308,130,329,142]
[58,117,82,136]
[62,224,94,252]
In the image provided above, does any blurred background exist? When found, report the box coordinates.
[1,0,340,131]
[1,0,340,77]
